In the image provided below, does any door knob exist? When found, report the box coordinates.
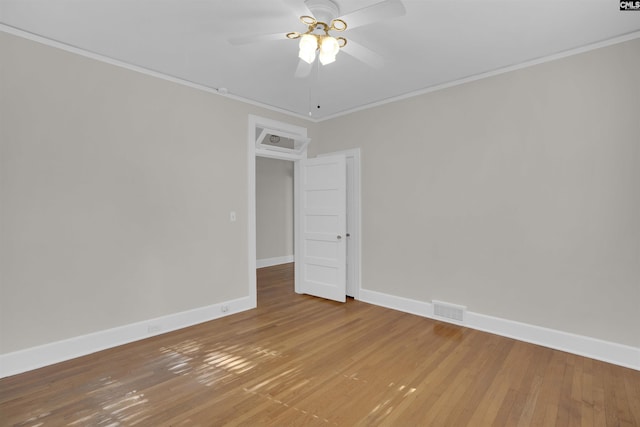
[337,235,342,240]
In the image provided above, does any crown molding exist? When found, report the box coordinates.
[0,24,315,123]
[2,24,638,124]
[317,30,640,122]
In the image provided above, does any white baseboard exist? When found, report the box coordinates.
[0,296,254,378]
[359,289,640,371]
[4,289,637,378]
[256,255,294,268]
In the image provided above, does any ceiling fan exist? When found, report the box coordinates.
[228,0,406,78]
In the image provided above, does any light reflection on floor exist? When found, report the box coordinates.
[8,323,426,425]
[369,382,417,418]
[158,340,283,387]
[9,339,291,426]
[8,332,428,427]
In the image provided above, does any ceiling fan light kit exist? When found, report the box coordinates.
[229,0,405,79]
[287,15,347,66]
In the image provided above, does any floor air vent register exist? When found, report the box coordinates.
[432,300,466,323]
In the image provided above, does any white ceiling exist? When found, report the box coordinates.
[2,0,639,120]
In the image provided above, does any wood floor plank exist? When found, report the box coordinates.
[1,263,639,426]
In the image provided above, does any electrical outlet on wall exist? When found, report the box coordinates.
[147,324,162,333]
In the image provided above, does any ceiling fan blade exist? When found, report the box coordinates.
[294,59,313,78]
[281,0,313,19]
[339,0,406,29]
[341,39,384,69]
[227,32,286,45]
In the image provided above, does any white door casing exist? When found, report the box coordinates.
[298,155,347,302]
[345,155,356,298]
[248,115,308,308]
[249,115,360,306]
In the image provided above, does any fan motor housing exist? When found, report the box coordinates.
[305,0,340,24]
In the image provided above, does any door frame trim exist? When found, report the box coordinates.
[248,115,308,307]
[248,115,362,304]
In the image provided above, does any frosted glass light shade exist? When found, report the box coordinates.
[319,36,339,65]
[298,34,318,64]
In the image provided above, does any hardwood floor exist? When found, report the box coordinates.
[1,263,639,426]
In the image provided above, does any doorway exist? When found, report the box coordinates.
[256,157,294,269]
[247,115,360,307]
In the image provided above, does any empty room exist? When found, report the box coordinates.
[1,1,639,425]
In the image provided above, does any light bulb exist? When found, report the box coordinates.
[319,36,339,65]
[298,34,318,64]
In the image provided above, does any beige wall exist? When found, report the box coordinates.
[256,157,294,260]
[0,32,314,354]
[2,29,638,357]
[310,38,640,347]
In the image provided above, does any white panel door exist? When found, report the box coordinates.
[299,155,346,302]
